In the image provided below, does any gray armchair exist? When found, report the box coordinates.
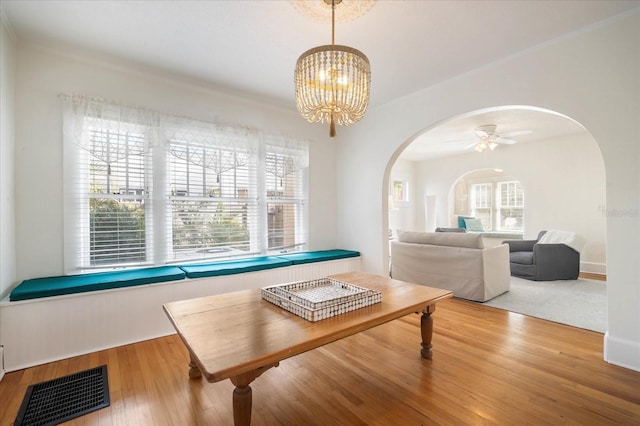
[503,231,580,281]
[435,227,466,233]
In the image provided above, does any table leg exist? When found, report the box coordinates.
[232,384,252,426]
[188,354,202,379]
[420,304,436,359]
[229,362,279,426]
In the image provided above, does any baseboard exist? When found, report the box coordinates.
[604,331,640,372]
[579,272,606,281]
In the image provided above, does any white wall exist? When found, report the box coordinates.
[338,11,640,371]
[395,131,606,273]
[0,9,16,300]
[0,6,17,378]
[13,43,338,283]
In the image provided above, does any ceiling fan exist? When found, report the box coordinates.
[464,124,532,152]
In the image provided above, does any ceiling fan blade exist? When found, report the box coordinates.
[496,137,517,145]
[500,129,532,138]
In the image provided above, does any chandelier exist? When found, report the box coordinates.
[294,0,371,137]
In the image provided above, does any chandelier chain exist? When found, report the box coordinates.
[331,0,335,45]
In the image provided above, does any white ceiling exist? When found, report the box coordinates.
[3,0,638,158]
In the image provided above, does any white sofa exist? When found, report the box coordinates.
[390,231,510,302]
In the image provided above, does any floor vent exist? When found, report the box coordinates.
[15,365,110,426]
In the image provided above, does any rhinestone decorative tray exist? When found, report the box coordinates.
[261,277,382,322]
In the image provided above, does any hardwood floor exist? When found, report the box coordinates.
[1,299,639,425]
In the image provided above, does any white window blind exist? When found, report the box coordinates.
[63,95,309,272]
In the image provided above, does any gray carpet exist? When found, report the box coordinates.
[482,277,607,333]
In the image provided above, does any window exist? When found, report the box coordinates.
[265,140,307,252]
[166,127,256,262]
[87,126,150,266]
[470,183,492,229]
[63,96,308,272]
[391,179,409,202]
[469,180,523,232]
[497,181,524,230]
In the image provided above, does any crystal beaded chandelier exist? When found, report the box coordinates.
[294,0,371,137]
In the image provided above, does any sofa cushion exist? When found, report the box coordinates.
[276,249,360,265]
[510,251,534,265]
[464,218,485,232]
[457,215,475,229]
[397,231,484,249]
[10,266,186,301]
[179,256,292,278]
[435,227,466,233]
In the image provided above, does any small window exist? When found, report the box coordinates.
[497,181,524,231]
[470,183,492,230]
[392,179,409,203]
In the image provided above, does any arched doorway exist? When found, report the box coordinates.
[386,106,606,277]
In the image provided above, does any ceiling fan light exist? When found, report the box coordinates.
[489,141,498,150]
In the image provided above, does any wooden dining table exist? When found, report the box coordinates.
[163,271,453,425]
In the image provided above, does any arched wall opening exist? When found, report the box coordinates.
[347,12,638,370]
[385,105,606,276]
